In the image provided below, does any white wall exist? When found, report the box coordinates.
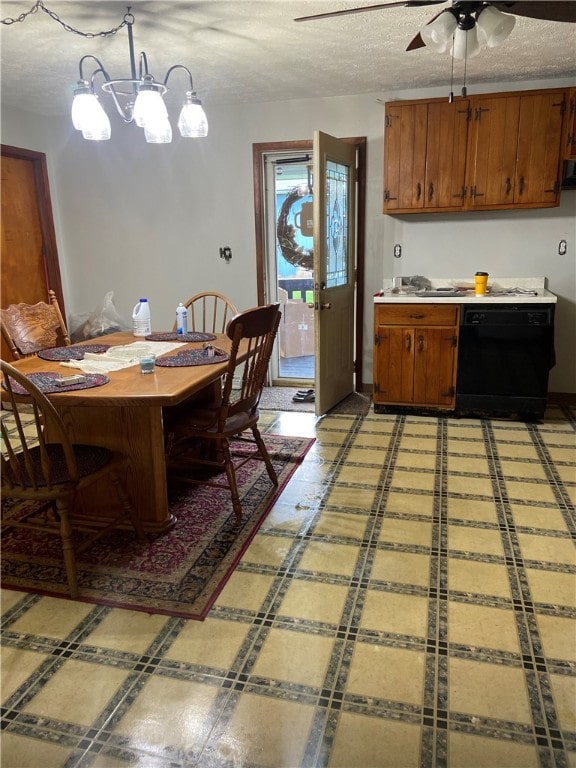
[2,75,574,392]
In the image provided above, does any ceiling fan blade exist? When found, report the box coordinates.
[294,0,445,23]
[406,32,426,50]
[492,2,576,23]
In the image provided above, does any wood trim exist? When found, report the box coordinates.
[1,144,65,316]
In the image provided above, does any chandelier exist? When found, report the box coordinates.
[420,3,516,60]
[71,7,208,143]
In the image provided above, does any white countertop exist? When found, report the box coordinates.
[375,277,557,304]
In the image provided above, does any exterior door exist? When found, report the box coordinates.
[313,131,356,416]
[1,145,64,360]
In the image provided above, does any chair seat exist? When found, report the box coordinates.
[4,444,113,488]
[171,406,260,437]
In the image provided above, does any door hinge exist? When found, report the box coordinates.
[374,332,381,346]
[441,386,455,397]
[554,99,566,115]
[451,335,458,347]
[384,190,398,203]
[544,181,561,195]
[374,382,381,394]
[452,186,467,200]
[474,106,490,121]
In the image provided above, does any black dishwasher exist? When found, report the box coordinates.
[456,304,555,419]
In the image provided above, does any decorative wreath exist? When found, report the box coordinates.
[276,186,313,272]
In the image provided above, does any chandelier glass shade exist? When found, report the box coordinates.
[71,10,208,143]
[420,3,515,59]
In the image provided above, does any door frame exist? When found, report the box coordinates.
[252,137,366,391]
[1,143,65,314]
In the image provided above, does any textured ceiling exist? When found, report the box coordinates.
[1,1,575,117]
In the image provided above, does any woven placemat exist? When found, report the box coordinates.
[3,372,110,394]
[146,332,216,343]
[37,344,111,361]
[156,348,229,367]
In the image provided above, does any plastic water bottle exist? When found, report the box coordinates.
[132,298,151,337]
[176,302,188,335]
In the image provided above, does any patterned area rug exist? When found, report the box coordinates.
[1,434,314,620]
[259,387,372,415]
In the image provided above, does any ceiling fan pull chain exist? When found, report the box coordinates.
[449,35,455,103]
[461,31,469,98]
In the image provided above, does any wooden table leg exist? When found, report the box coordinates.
[55,403,176,534]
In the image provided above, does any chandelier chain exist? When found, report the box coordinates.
[1,0,131,38]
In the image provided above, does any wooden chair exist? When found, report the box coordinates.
[165,303,281,523]
[172,291,238,334]
[1,360,146,598]
[0,290,71,359]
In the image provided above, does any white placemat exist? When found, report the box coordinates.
[60,341,183,374]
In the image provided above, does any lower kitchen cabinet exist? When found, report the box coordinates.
[373,303,459,410]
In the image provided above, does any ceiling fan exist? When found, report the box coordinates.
[295,2,576,59]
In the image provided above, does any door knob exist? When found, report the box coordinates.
[320,302,332,310]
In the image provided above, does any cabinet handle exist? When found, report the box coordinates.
[418,335,424,352]
[428,183,434,202]
[405,333,411,352]
[416,182,422,201]
[505,177,511,195]
[409,313,425,319]
[519,176,525,195]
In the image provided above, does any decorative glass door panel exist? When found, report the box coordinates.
[325,159,349,289]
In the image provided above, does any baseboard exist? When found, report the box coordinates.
[548,392,576,405]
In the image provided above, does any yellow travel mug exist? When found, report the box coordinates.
[475,271,489,296]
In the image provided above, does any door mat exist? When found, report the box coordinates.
[1,434,314,621]
[259,387,372,415]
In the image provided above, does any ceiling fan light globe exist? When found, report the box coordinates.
[452,26,481,59]
[421,10,457,51]
[476,5,516,47]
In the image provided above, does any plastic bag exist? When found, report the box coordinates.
[70,291,130,342]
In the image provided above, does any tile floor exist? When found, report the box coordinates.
[1,403,575,767]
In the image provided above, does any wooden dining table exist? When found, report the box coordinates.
[3,331,239,533]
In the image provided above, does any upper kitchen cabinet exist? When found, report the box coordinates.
[383,87,568,215]
[565,87,576,159]
[383,98,469,213]
[467,89,567,210]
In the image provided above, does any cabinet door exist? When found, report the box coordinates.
[467,95,520,208]
[374,325,415,403]
[383,103,427,211]
[515,91,565,205]
[566,88,576,160]
[425,100,469,209]
[413,328,457,407]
